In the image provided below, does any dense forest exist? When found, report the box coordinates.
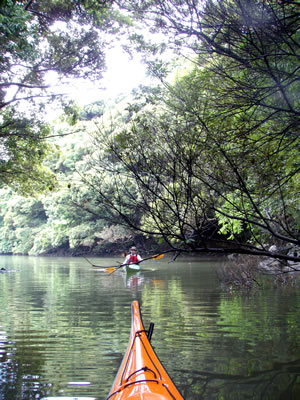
[0,0,299,264]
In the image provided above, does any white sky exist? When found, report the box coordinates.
[39,44,153,121]
[46,20,153,106]
[67,45,151,105]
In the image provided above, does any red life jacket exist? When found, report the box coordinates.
[129,254,139,264]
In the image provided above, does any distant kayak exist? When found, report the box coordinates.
[0,269,17,273]
[106,300,184,399]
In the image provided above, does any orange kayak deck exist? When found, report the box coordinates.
[106,301,184,400]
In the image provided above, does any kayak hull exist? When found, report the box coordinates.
[124,264,141,272]
[106,301,184,400]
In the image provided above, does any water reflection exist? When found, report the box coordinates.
[179,358,300,399]
[0,256,300,399]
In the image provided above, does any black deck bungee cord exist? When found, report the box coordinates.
[126,366,157,382]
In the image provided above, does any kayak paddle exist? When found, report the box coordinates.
[106,253,165,274]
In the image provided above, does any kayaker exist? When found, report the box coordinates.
[123,246,143,265]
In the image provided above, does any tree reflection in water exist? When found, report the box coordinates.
[179,359,300,399]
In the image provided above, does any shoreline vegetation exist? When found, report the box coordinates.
[1,245,299,290]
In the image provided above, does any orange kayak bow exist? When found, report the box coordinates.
[106,301,184,399]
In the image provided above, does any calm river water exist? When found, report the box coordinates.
[0,255,299,400]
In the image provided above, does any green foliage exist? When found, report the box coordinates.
[0,0,299,259]
[129,1,299,251]
[81,0,299,260]
[0,116,138,255]
[0,188,47,253]
[0,0,123,195]
[79,101,105,121]
[215,196,246,240]
[0,108,58,194]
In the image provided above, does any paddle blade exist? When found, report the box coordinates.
[104,267,116,273]
[152,254,165,260]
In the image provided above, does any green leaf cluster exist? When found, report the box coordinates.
[0,112,138,255]
[0,0,123,195]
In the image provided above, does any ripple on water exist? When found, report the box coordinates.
[1,257,300,400]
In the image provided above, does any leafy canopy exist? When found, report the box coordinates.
[84,0,299,261]
[0,0,121,194]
